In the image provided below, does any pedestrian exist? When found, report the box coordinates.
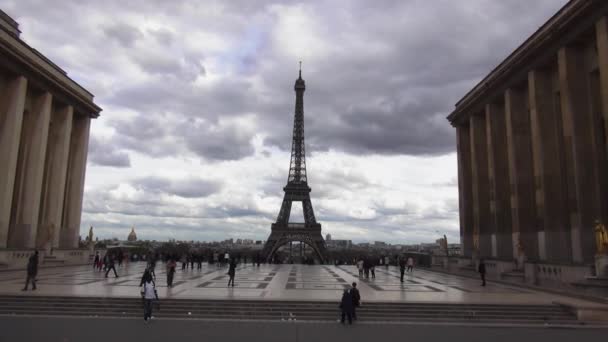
[197,255,203,270]
[363,259,370,279]
[370,261,376,279]
[117,250,124,267]
[148,256,157,280]
[22,250,39,291]
[406,256,414,273]
[357,259,364,277]
[166,258,177,287]
[105,254,118,278]
[103,253,109,271]
[140,272,158,323]
[478,259,486,286]
[350,282,361,321]
[399,257,406,283]
[339,289,354,324]
[227,259,237,287]
[181,255,187,270]
[93,252,100,270]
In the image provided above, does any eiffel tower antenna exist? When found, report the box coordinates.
[262,67,327,263]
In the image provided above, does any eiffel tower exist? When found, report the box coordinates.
[262,65,327,263]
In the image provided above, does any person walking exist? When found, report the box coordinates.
[357,258,364,277]
[478,259,486,286]
[406,257,414,273]
[139,267,155,287]
[141,273,158,323]
[399,257,406,283]
[117,250,124,267]
[105,255,118,278]
[22,251,39,291]
[166,259,177,287]
[350,282,361,321]
[370,261,376,279]
[339,289,354,324]
[93,252,100,270]
[227,259,237,287]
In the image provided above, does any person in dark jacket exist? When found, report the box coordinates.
[478,259,486,286]
[93,252,100,270]
[399,257,406,283]
[227,259,237,287]
[22,251,39,291]
[350,282,361,320]
[339,289,354,324]
[105,255,118,278]
[166,258,177,287]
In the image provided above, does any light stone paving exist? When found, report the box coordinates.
[0,262,603,307]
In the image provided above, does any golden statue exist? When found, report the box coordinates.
[594,220,608,255]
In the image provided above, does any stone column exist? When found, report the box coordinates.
[8,91,52,248]
[595,17,608,238]
[37,105,73,249]
[485,102,513,259]
[505,87,538,260]
[469,114,492,258]
[558,46,602,263]
[456,124,474,258]
[61,115,90,249]
[0,75,27,248]
[528,69,571,262]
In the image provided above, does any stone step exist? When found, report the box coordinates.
[0,304,571,317]
[0,304,573,318]
[0,299,571,313]
[0,295,578,324]
[0,308,576,322]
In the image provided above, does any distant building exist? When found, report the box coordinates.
[327,239,352,249]
[127,227,137,242]
[325,234,332,241]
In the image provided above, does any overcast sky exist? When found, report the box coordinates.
[4,0,567,244]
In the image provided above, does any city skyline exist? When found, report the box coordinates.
[3,0,567,244]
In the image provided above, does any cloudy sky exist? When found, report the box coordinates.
[5,0,567,244]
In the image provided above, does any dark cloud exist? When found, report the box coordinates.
[102,22,143,48]
[88,136,131,168]
[133,176,222,198]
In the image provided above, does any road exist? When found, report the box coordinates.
[0,316,606,342]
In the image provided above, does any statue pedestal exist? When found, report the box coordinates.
[596,255,608,277]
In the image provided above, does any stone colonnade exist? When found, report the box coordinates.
[455,16,608,264]
[0,73,92,251]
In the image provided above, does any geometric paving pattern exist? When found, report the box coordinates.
[1,262,594,307]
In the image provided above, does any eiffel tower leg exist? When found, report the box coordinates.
[276,198,292,225]
[302,198,317,225]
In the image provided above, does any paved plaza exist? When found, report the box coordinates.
[0,262,604,308]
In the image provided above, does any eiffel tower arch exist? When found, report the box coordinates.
[262,65,327,263]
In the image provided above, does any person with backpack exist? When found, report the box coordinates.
[140,272,158,323]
